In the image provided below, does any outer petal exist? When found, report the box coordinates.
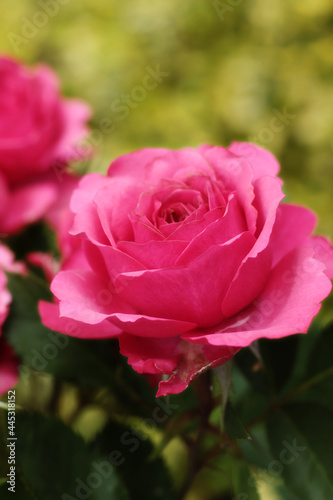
[304,235,333,279]
[269,204,317,267]
[51,270,135,324]
[39,301,121,339]
[183,247,332,347]
[51,269,196,337]
[228,142,280,180]
[70,173,114,213]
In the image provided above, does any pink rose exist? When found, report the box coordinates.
[0,56,91,235]
[0,243,26,395]
[39,143,333,396]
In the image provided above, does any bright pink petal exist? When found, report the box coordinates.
[176,194,247,265]
[70,173,114,213]
[83,241,146,279]
[51,270,135,324]
[39,301,121,339]
[228,142,280,180]
[305,235,333,279]
[117,240,188,269]
[183,247,332,347]
[222,176,284,317]
[269,204,317,267]
[203,146,258,233]
[115,232,255,327]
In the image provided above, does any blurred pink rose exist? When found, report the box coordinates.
[0,243,25,395]
[0,56,91,235]
[39,143,333,396]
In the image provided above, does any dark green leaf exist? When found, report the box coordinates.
[0,411,129,500]
[234,347,270,396]
[93,419,174,500]
[266,402,333,500]
[259,335,299,394]
[224,401,251,441]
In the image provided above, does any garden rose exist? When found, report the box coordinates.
[39,143,333,396]
[0,56,91,235]
[0,243,25,395]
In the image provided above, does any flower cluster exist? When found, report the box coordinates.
[1,55,333,398]
[0,56,90,394]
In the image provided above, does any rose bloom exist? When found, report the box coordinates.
[0,244,25,395]
[39,143,333,396]
[0,56,91,235]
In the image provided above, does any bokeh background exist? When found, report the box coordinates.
[1,0,332,239]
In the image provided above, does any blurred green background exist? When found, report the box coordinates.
[1,0,332,236]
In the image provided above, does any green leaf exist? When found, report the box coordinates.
[0,411,129,500]
[298,322,333,408]
[234,347,270,396]
[232,460,260,500]
[259,335,299,394]
[93,419,174,500]
[224,401,251,441]
[266,402,333,500]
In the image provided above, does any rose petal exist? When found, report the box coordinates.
[117,240,188,269]
[228,142,280,180]
[176,194,247,265]
[203,146,258,233]
[222,176,284,317]
[39,301,121,339]
[51,269,135,324]
[304,235,333,280]
[115,232,255,328]
[183,247,332,347]
[269,204,317,267]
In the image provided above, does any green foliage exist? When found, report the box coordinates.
[266,403,333,500]
[0,411,129,500]
[93,420,174,500]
